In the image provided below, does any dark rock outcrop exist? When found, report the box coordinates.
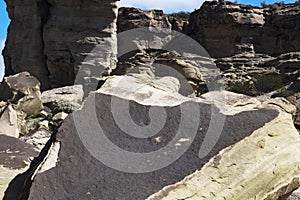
[185,1,300,58]
[3,0,119,90]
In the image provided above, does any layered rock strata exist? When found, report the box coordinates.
[3,0,119,89]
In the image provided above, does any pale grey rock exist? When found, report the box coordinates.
[0,135,38,199]
[41,85,84,107]
[20,128,52,151]
[0,105,19,138]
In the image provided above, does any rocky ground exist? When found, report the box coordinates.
[0,0,300,200]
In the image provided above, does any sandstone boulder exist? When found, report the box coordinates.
[147,109,300,199]
[41,85,84,111]
[0,72,43,118]
[10,75,298,200]
[0,105,19,138]
[284,188,300,200]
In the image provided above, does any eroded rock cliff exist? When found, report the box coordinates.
[117,7,186,33]
[185,1,300,58]
[3,0,119,89]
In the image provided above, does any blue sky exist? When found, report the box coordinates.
[0,0,297,81]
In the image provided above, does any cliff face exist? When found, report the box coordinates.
[3,0,118,90]
[185,1,300,58]
[3,0,51,89]
[117,7,186,33]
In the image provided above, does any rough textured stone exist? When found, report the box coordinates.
[0,105,19,138]
[185,1,300,58]
[3,0,119,89]
[0,72,43,118]
[41,85,84,109]
[20,128,52,151]
[0,135,38,199]
[215,51,300,97]
[2,0,51,89]
[22,75,299,200]
[114,50,206,96]
[118,7,185,33]
[0,72,41,103]
[147,111,300,200]
[284,188,300,200]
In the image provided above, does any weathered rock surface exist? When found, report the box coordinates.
[0,105,19,138]
[0,135,39,199]
[0,73,82,145]
[118,7,186,33]
[147,108,300,199]
[114,50,208,96]
[185,1,300,58]
[2,0,51,89]
[0,72,42,107]
[217,52,300,96]
[20,128,52,151]
[0,72,46,136]
[41,85,84,111]
[284,188,300,200]
[3,0,119,89]
[19,75,300,200]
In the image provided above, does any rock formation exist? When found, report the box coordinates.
[185,1,300,58]
[1,1,300,199]
[118,7,186,33]
[1,74,295,200]
[3,0,119,90]
[0,135,39,200]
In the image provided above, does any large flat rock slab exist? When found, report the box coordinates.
[23,75,300,200]
[147,111,300,200]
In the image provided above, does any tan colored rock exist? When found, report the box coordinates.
[0,135,38,199]
[284,188,300,200]
[21,75,300,200]
[41,85,84,106]
[0,72,41,102]
[201,90,261,115]
[99,74,185,106]
[118,7,185,33]
[114,50,207,96]
[0,72,43,118]
[20,128,52,151]
[185,1,300,58]
[52,112,68,121]
[259,97,297,116]
[0,105,19,138]
[147,111,300,200]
